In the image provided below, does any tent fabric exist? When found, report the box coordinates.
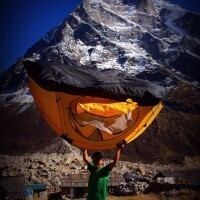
[23,60,166,106]
[77,101,138,117]
[22,60,165,150]
[74,110,133,134]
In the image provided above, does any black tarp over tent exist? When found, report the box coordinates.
[23,60,166,106]
[22,60,166,150]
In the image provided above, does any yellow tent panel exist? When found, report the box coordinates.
[77,101,138,117]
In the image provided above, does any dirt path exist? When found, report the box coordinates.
[107,191,200,200]
[107,194,160,200]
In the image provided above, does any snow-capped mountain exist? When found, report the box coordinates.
[0,0,199,162]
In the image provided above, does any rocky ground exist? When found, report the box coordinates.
[0,139,200,199]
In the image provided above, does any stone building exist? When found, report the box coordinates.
[61,172,125,198]
[0,175,25,199]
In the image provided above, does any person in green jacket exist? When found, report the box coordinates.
[83,144,124,200]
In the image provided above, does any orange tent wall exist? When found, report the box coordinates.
[28,78,163,150]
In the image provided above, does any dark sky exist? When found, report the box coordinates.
[0,0,199,70]
[0,0,83,70]
[166,0,200,12]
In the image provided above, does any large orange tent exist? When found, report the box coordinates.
[23,60,166,150]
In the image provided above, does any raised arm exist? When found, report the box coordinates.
[83,149,90,165]
[109,144,124,170]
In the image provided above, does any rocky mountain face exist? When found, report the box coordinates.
[0,0,200,163]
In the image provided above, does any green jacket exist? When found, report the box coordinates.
[87,162,112,200]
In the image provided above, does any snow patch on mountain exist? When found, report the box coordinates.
[0,88,33,115]
[42,27,59,44]
[153,0,185,12]
[153,0,187,36]
[163,9,187,36]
